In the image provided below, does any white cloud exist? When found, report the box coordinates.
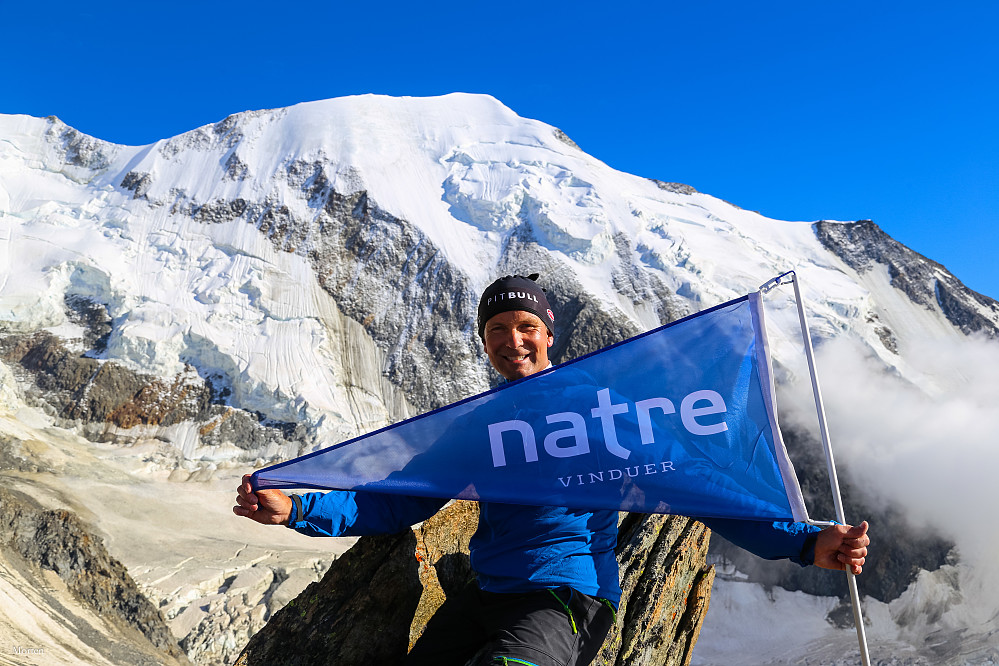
[782,333,999,621]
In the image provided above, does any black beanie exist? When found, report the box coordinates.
[477,274,555,340]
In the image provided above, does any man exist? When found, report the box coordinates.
[235,274,870,666]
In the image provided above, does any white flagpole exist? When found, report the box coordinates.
[760,270,872,666]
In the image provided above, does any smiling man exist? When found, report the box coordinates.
[234,273,870,666]
[479,274,556,380]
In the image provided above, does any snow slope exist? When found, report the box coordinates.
[2,96,987,421]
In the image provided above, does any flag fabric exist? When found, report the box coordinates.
[252,292,809,522]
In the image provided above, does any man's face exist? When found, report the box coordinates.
[482,310,554,381]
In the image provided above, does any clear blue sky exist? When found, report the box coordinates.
[4,1,997,299]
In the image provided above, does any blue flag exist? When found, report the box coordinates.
[252,292,808,522]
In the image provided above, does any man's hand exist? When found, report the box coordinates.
[233,474,293,525]
[814,521,870,575]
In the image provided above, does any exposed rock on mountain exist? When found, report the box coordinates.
[45,119,121,172]
[0,329,309,452]
[234,502,714,666]
[304,185,485,411]
[0,487,188,665]
[649,180,699,196]
[815,220,999,339]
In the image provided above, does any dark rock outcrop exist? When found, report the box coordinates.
[649,180,698,196]
[815,220,999,338]
[597,513,714,665]
[0,487,189,664]
[234,502,714,666]
[44,118,120,171]
[233,501,479,665]
[0,330,309,451]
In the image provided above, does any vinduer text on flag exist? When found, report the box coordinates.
[253,292,809,523]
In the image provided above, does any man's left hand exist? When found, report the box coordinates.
[814,521,870,575]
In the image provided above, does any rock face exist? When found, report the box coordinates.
[0,329,310,452]
[815,220,999,338]
[234,502,714,666]
[597,514,714,665]
[0,487,189,665]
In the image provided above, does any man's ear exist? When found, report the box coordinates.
[547,334,554,348]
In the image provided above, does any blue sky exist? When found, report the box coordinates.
[4,1,997,299]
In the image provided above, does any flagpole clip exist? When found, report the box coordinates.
[759,270,796,294]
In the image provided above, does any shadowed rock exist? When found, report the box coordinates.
[0,487,189,665]
[234,502,714,666]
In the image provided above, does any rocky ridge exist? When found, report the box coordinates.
[0,486,188,665]
[0,327,309,455]
[815,220,999,339]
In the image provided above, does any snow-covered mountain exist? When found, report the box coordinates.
[1,94,997,664]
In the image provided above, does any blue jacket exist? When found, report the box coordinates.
[287,489,820,606]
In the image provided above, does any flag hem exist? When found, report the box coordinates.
[749,290,810,523]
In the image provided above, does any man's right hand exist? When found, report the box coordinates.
[233,474,293,525]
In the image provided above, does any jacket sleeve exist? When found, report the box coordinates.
[287,489,449,538]
[699,517,821,566]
